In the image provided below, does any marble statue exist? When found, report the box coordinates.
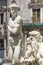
[20,30,43,65]
[25,31,43,65]
[8,1,23,65]
[28,31,42,56]
[29,31,42,43]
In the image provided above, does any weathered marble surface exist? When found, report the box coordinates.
[20,31,43,65]
[8,2,23,65]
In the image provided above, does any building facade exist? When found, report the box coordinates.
[15,0,43,35]
[0,0,12,59]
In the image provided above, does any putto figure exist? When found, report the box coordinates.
[20,31,43,65]
[8,1,23,65]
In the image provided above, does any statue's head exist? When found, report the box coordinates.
[8,1,20,18]
[29,30,43,43]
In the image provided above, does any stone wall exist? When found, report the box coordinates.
[15,0,43,23]
[15,0,32,23]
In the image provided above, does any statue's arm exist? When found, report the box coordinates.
[12,24,21,34]
[8,25,13,32]
[8,16,22,34]
[11,17,22,34]
[8,22,20,34]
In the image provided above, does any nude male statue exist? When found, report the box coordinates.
[8,1,23,65]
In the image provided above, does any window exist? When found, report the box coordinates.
[0,39,4,50]
[37,9,40,18]
[32,9,40,22]
[0,14,3,25]
[0,39,4,58]
[0,0,6,6]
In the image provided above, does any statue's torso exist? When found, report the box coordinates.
[8,16,22,28]
[8,16,23,46]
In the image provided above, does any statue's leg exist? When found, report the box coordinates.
[11,48,15,65]
[8,43,13,60]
